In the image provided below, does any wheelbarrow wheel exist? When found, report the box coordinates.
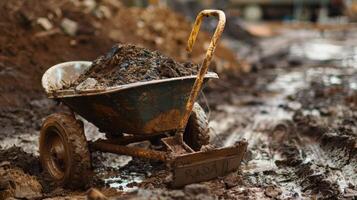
[39,113,91,189]
[184,103,210,151]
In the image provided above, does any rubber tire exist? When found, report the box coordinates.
[39,113,91,189]
[183,103,210,151]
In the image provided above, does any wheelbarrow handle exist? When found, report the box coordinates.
[178,10,226,132]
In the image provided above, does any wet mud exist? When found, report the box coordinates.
[1,31,357,200]
[68,44,199,89]
[0,0,357,199]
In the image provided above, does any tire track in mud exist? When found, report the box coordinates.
[209,66,357,199]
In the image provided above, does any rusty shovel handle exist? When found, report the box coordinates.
[178,10,226,131]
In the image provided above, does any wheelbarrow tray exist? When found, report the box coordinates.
[42,61,218,135]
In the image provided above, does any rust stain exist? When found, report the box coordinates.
[143,109,181,133]
[92,103,120,119]
[92,140,168,161]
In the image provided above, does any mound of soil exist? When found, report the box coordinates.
[105,6,245,73]
[0,0,114,109]
[0,0,242,109]
[68,44,199,89]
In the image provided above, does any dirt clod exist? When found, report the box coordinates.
[0,167,42,199]
[264,186,282,198]
[223,173,242,189]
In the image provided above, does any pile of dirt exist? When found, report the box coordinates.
[0,0,114,109]
[0,0,242,198]
[0,0,241,109]
[68,44,199,89]
[104,5,244,73]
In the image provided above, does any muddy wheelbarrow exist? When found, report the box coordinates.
[40,10,247,189]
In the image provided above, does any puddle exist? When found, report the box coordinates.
[289,39,357,65]
[0,133,39,156]
[105,173,144,192]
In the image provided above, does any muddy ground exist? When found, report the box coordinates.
[1,26,356,199]
[0,0,357,200]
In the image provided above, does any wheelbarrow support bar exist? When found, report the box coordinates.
[91,139,248,188]
[91,140,168,161]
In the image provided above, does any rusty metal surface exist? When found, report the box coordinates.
[161,136,194,155]
[100,134,165,145]
[41,61,92,95]
[91,140,168,161]
[171,140,248,188]
[176,10,226,143]
[60,75,215,136]
[91,138,247,187]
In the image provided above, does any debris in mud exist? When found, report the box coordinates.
[223,173,243,189]
[67,44,199,89]
[264,185,282,198]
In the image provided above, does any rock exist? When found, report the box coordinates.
[82,0,97,13]
[37,18,53,30]
[264,185,282,198]
[75,78,98,90]
[86,188,108,200]
[61,18,78,36]
[0,167,42,199]
[70,39,77,46]
[154,37,163,45]
[94,6,112,19]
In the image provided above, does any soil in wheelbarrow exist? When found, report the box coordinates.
[66,44,200,89]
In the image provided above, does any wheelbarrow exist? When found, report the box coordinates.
[40,10,247,189]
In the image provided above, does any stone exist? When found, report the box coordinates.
[37,17,53,30]
[61,18,78,36]
[75,78,98,90]
[94,6,112,19]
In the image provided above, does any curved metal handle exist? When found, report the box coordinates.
[178,10,226,133]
